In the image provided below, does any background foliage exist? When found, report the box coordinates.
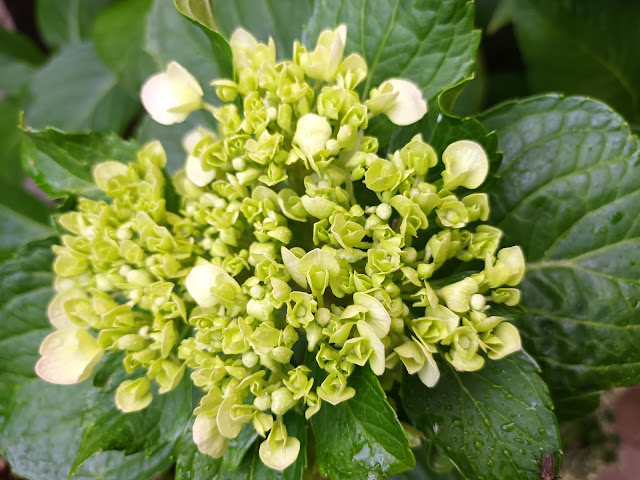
[1,0,639,479]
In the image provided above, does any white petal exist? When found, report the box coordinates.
[354,292,391,338]
[230,28,258,70]
[293,113,332,159]
[35,328,104,385]
[442,140,489,190]
[384,78,427,126]
[167,61,203,97]
[186,263,225,308]
[186,155,215,187]
[140,73,185,125]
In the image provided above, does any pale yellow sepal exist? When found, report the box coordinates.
[35,328,104,385]
[259,419,300,471]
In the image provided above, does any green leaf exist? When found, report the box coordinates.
[302,0,479,102]
[22,126,139,200]
[223,423,260,471]
[402,351,561,480]
[210,0,314,58]
[173,0,234,80]
[93,0,157,95]
[71,363,191,475]
[512,0,640,122]
[0,93,29,183]
[36,0,112,48]
[24,42,138,133]
[0,378,173,480]
[310,366,415,479]
[390,443,464,480]
[146,0,223,103]
[479,95,640,406]
[0,29,45,96]
[0,99,55,260]
[0,239,55,384]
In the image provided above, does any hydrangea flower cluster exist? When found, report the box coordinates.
[36,25,524,471]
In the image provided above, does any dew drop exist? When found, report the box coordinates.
[610,211,623,224]
[501,422,515,432]
[503,449,512,458]
[474,439,484,449]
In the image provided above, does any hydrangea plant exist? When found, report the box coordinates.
[37,25,525,471]
[3,1,640,480]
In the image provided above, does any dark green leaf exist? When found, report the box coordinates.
[36,0,112,48]
[211,0,314,58]
[0,29,45,96]
[24,42,138,133]
[146,0,223,103]
[480,95,640,405]
[71,365,191,475]
[22,126,139,200]
[512,0,640,122]
[0,183,54,260]
[302,0,479,102]
[0,378,173,480]
[223,422,260,471]
[93,0,157,95]
[0,93,29,183]
[0,239,55,384]
[402,351,560,480]
[310,366,415,479]
[390,443,464,480]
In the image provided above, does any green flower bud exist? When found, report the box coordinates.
[300,25,347,82]
[443,326,484,372]
[436,197,470,229]
[484,246,526,288]
[364,158,402,192]
[115,377,153,412]
[462,193,490,222]
[336,53,368,90]
[210,79,238,102]
[469,225,502,259]
[437,277,479,313]
[491,288,521,306]
[271,387,297,415]
[397,134,437,176]
[297,248,340,297]
[481,322,521,360]
[317,372,355,405]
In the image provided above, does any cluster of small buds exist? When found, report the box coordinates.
[37,25,525,471]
